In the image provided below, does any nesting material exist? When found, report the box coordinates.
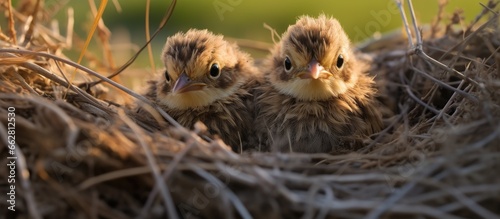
[0,1,499,218]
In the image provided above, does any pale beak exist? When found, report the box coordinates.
[298,59,332,79]
[172,72,206,93]
[308,59,323,79]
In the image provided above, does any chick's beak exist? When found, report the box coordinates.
[172,72,206,93]
[298,59,332,79]
[308,59,323,79]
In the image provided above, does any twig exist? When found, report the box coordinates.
[442,184,500,219]
[6,5,67,43]
[407,0,422,49]
[430,0,448,38]
[404,85,441,114]
[18,15,33,46]
[217,162,258,185]
[111,0,122,12]
[6,54,106,112]
[440,195,491,213]
[431,78,467,130]
[263,23,281,44]
[145,0,156,74]
[90,0,177,85]
[87,0,115,71]
[465,1,499,35]
[298,197,464,219]
[20,0,41,46]
[417,50,481,87]
[362,112,404,153]
[12,72,39,94]
[303,182,335,219]
[7,0,17,45]
[411,67,478,102]
[0,94,80,153]
[79,166,161,190]
[139,141,195,218]
[65,8,74,48]
[406,184,500,205]
[190,164,253,219]
[399,0,482,88]
[31,96,79,151]
[76,0,108,67]
[117,109,180,219]
[53,60,105,107]
[364,160,443,219]
[395,0,413,47]
[415,174,500,219]
[459,122,500,153]
[0,48,183,128]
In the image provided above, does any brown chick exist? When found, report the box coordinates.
[142,29,260,152]
[254,15,383,153]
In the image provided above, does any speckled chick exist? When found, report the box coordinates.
[254,15,383,153]
[143,29,261,152]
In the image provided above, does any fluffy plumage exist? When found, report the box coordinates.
[142,29,260,151]
[255,15,383,153]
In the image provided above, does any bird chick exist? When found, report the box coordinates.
[255,15,383,153]
[143,29,260,152]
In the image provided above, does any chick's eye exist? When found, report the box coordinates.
[164,70,171,82]
[209,63,220,78]
[336,54,344,68]
[284,56,292,72]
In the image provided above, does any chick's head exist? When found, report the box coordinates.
[269,15,360,101]
[157,29,251,109]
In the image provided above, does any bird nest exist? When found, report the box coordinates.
[1,1,500,219]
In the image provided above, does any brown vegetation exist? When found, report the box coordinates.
[1,1,499,218]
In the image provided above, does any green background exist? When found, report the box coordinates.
[3,0,488,76]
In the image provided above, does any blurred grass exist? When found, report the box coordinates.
[3,0,487,79]
[84,0,484,42]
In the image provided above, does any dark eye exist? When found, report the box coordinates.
[164,70,171,82]
[284,56,292,72]
[336,54,344,68]
[209,63,221,78]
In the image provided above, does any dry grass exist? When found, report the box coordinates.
[1,0,500,218]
